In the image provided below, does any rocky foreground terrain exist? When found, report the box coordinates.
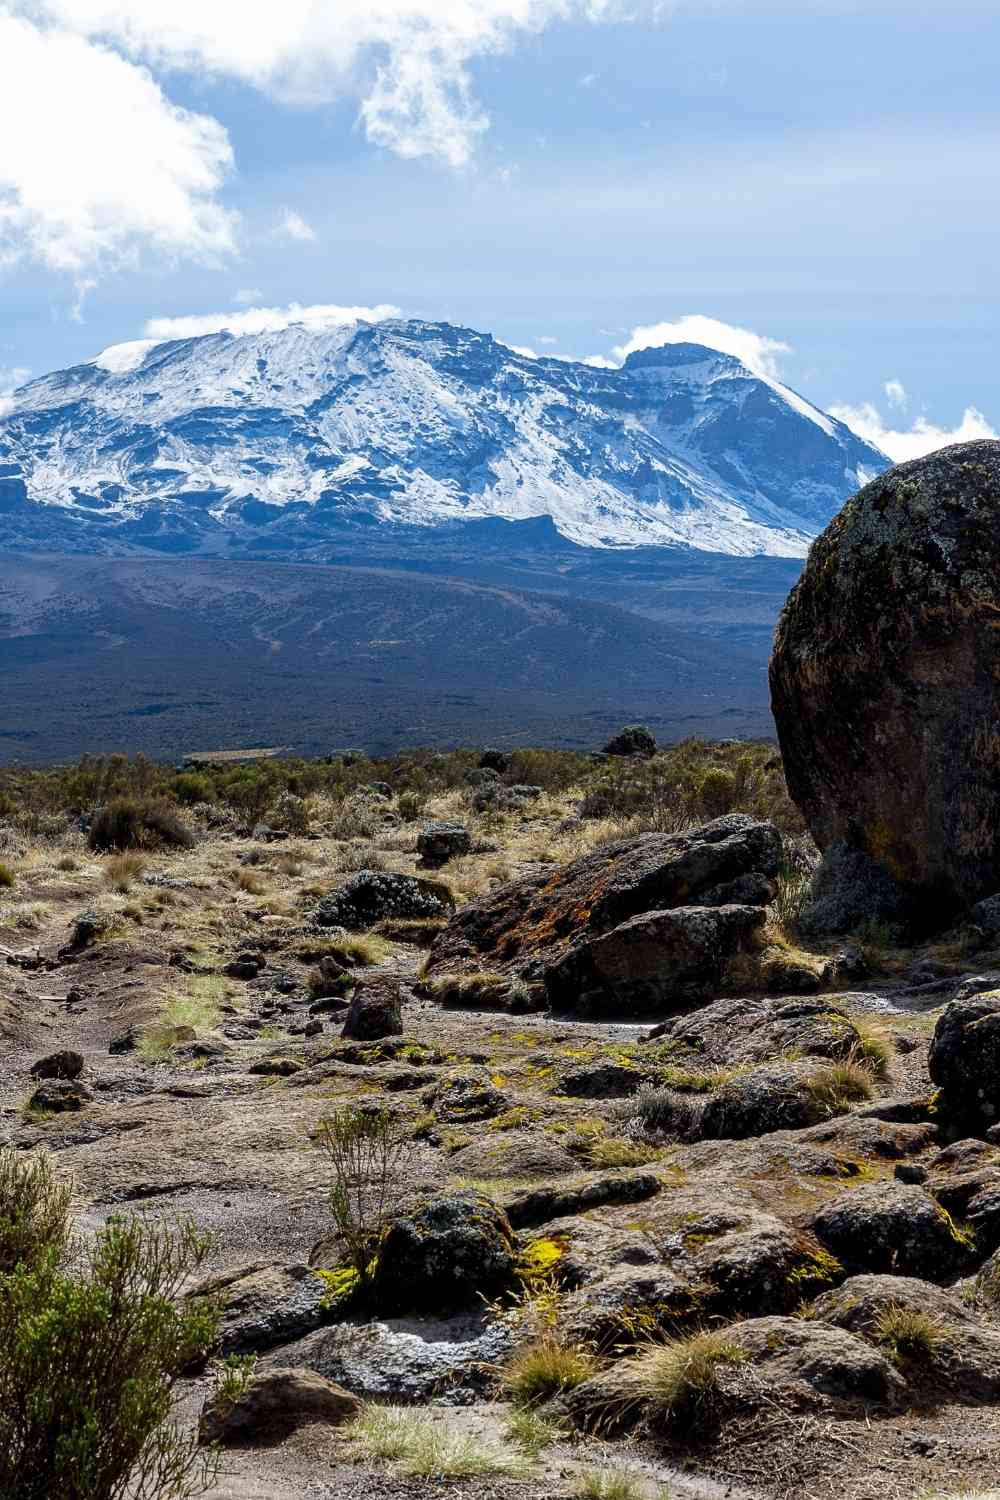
[3,734,1000,1500]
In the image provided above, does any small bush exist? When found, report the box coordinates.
[170,772,212,805]
[0,1207,218,1500]
[233,868,266,895]
[55,854,79,872]
[503,1337,596,1406]
[397,792,426,822]
[319,1107,417,1294]
[89,799,194,853]
[0,862,13,889]
[614,1082,703,1142]
[430,971,510,1008]
[0,1149,72,1275]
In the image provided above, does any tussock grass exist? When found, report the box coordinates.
[874,1304,947,1368]
[803,1058,875,1119]
[348,1406,534,1479]
[103,852,145,893]
[850,1019,894,1079]
[233,868,267,895]
[604,1329,747,1429]
[503,1337,597,1406]
[575,1469,672,1500]
[504,1406,564,1457]
[430,970,510,1008]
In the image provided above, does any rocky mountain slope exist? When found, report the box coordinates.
[0,319,887,559]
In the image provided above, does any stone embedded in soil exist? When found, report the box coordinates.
[370,1190,517,1314]
[816,1273,1000,1401]
[340,977,403,1041]
[198,1367,360,1446]
[29,1049,84,1079]
[416,821,472,868]
[770,439,1000,921]
[190,1262,331,1357]
[28,1078,92,1112]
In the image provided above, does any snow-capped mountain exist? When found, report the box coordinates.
[0,318,887,558]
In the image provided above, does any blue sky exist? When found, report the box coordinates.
[1,0,997,459]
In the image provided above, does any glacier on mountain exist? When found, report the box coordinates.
[0,317,888,558]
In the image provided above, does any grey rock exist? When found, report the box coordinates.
[312,871,446,931]
[341,978,403,1042]
[813,1182,977,1281]
[416,821,472,869]
[199,1367,360,1445]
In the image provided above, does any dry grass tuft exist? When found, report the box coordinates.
[103,851,146,893]
[503,1337,597,1407]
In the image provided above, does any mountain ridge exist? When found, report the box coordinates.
[0,318,888,559]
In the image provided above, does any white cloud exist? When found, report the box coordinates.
[536,335,558,345]
[28,1,654,169]
[582,354,619,368]
[829,400,998,464]
[143,301,402,341]
[504,342,538,358]
[613,314,792,378]
[234,287,263,305]
[279,209,316,243]
[884,378,907,409]
[0,12,236,279]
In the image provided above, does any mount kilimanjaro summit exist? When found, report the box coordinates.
[0,317,886,560]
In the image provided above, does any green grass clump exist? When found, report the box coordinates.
[575,1469,673,1500]
[503,1337,596,1406]
[608,1329,747,1429]
[348,1406,533,1479]
[504,1406,564,1457]
[802,1058,875,1119]
[874,1304,947,1368]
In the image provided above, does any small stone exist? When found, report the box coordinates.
[198,1367,361,1446]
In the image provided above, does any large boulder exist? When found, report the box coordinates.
[699,1060,842,1141]
[648,996,873,1070]
[929,995,1000,1129]
[417,821,472,869]
[544,904,766,1016]
[29,1050,84,1080]
[770,440,1000,922]
[426,815,781,995]
[189,1262,330,1356]
[370,1191,517,1313]
[812,1183,977,1281]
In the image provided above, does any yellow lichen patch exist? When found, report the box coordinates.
[518,1236,568,1286]
[315,1265,362,1304]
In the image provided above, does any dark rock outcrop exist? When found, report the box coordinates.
[812,1183,977,1281]
[426,814,780,1015]
[30,1050,84,1080]
[771,440,1000,922]
[312,871,447,930]
[417,821,472,869]
[929,995,1000,1130]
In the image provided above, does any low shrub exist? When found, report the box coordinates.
[319,1107,417,1294]
[0,1149,219,1500]
[0,862,13,889]
[89,798,194,853]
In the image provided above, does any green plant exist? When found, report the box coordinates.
[772,865,811,930]
[0,1149,73,1274]
[318,1107,416,1294]
[802,1058,875,1119]
[397,791,426,821]
[607,1329,747,1430]
[504,1405,564,1457]
[348,1405,533,1479]
[0,861,14,889]
[0,1209,218,1500]
[210,1353,257,1416]
[503,1336,596,1406]
[874,1304,946,1368]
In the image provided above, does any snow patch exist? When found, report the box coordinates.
[91,340,162,374]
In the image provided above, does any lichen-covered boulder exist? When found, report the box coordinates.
[929,995,1000,1129]
[698,1061,836,1141]
[812,1183,977,1281]
[416,821,472,869]
[770,440,1000,922]
[371,1191,517,1313]
[427,814,781,987]
[649,996,871,1070]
